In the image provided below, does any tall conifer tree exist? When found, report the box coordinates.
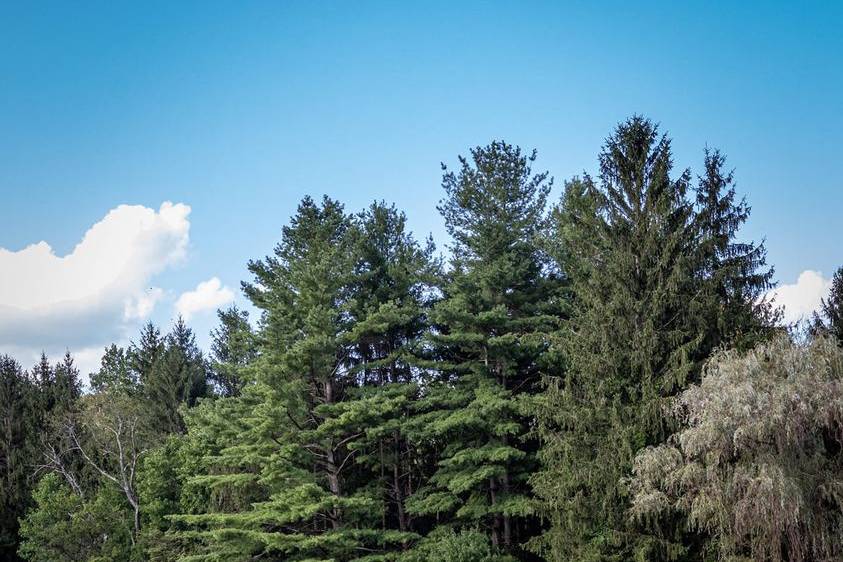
[209,306,257,397]
[408,142,559,555]
[334,202,439,538]
[813,266,843,345]
[532,117,779,561]
[0,356,40,561]
[169,197,424,560]
[695,148,778,351]
[144,319,209,434]
[532,117,703,561]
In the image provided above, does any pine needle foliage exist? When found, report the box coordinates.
[408,141,562,556]
[166,197,436,561]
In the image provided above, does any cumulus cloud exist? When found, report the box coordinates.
[0,201,191,351]
[125,287,166,321]
[175,277,234,320]
[766,270,832,325]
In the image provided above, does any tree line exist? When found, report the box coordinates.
[2,116,843,562]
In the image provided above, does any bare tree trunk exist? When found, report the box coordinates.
[66,416,144,540]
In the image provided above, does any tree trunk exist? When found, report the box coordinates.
[393,432,408,533]
[323,379,342,529]
[490,477,501,546]
[502,471,512,546]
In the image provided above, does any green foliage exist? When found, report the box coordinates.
[813,266,843,345]
[694,148,779,351]
[409,141,561,554]
[399,528,514,562]
[164,197,434,561]
[90,344,137,395]
[18,474,136,562]
[0,356,40,561]
[209,306,256,397]
[1,352,82,561]
[130,322,165,386]
[532,117,776,561]
[145,317,210,434]
[8,117,798,562]
[630,336,843,562]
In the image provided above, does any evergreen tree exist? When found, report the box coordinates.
[533,117,779,561]
[49,352,82,415]
[169,196,417,560]
[0,356,40,561]
[532,117,704,561]
[209,306,257,397]
[145,318,209,434]
[30,353,52,399]
[813,266,843,345]
[130,322,165,386]
[8,124,796,562]
[336,202,439,538]
[695,148,778,351]
[407,142,559,556]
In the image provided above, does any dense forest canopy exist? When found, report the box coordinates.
[2,116,841,562]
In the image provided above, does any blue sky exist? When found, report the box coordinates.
[1,1,841,375]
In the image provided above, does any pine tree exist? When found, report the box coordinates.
[168,196,417,560]
[407,141,560,556]
[337,201,439,538]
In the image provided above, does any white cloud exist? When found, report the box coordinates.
[0,201,191,352]
[766,270,832,325]
[175,277,234,321]
[124,287,165,321]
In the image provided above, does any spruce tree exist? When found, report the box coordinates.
[0,356,40,561]
[144,318,209,434]
[695,148,778,352]
[533,117,779,561]
[130,322,165,385]
[49,352,82,415]
[407,141,559,556]
[813,266,843,345]
[532,117,703,561]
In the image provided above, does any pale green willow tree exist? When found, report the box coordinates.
[629,336,843,562]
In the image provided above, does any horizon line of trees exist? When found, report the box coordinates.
[2,115,843,562]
